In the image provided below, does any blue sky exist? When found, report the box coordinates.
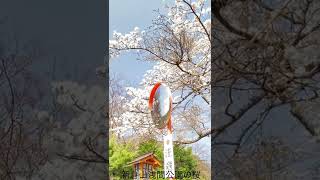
[109,0,165,85]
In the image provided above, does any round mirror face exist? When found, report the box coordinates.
[150,84,172,129]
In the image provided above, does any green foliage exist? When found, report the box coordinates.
[174,145,197,172]
[109,134,136,179]
[137,139,163,161]
[109,136,204,179]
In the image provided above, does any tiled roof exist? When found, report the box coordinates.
[127,152,160,165]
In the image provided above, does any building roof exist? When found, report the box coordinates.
[127,152,161,167]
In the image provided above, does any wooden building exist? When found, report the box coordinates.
[127,152,161,180]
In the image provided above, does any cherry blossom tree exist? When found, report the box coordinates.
[34,81,108,179]
[0,41,48,179]
[211,0,320,178]
[109,0,211,144]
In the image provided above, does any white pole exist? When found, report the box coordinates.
[163,119,175,179]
